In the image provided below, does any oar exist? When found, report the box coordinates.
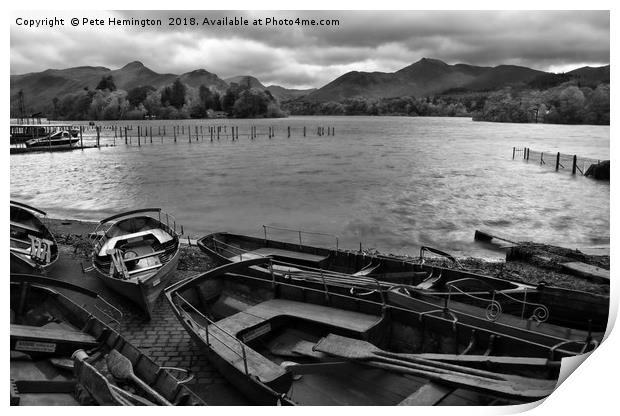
[313,334,556,399]
[313,334,541,381]
[106,349,172,406]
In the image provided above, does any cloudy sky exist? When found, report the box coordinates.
[11,10,610,89]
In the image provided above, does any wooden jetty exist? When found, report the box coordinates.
[10,123,338,154]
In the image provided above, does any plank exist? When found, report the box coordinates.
[560,262,609,284]
[251,247,328,263]
[398,382,452,405]
[11,324,98,353]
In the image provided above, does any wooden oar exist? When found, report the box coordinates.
[106,349,172,406]
[313,334,556,400]
[313,334,548,381]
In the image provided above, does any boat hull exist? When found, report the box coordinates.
[94,248,180,319]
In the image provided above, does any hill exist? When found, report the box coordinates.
[302,58,547,102]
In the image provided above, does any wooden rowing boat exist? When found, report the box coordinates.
[10,201,59,273]
[10,274,204,406]
[166,259,568,406]
[90,208,181,319]
[197,232,608,332]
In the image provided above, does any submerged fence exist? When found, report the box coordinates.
[513,147,601,175]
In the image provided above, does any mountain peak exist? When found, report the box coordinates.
[121,61,146,70]
[414,57,449,67]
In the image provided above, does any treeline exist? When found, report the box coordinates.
[283,80,609,125]
[473,83,609,125]
[49,76,285,120]
[284,95,480,117]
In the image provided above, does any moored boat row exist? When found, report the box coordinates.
[9,202,610,406]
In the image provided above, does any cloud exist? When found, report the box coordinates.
[10,10,610,89]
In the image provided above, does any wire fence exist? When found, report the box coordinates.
[513,147,601,175]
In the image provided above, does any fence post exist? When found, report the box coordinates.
[555,152,560,171]
[572,155,577,175]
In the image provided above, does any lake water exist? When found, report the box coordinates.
[10,116,610,258]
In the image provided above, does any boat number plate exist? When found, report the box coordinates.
[242,323,271,343]
[15,340,56,353]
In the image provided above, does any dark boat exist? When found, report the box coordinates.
[25,130,79,148]
[166,259,571,406]
[10,201,59,273]
[89,208,181,319]
[197,232,609,332]
[10,274,204,406]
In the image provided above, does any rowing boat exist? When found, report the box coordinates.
[10,201,59,273]
[166,258,570,406]
[89,208,181,319]
[10,274,204,406]
[197,231,608,332]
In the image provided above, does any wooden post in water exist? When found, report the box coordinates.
[526,148,530,161]
[512,147,515,160]
[96,126,100,148]
[303,126,306,137]
[173,126,177,142]
[555,152,560,171]
[572,155,577,174]
[540,152,544,165]
[137,126,141,144]
[150,127,153,143]
[287,126,290,138]
[332,127,335,135]
[80,126,84,149]
[196,126,199,141]
[124,127,128,144]
[217,126,220,140]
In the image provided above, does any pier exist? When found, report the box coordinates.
[10,123,338,154]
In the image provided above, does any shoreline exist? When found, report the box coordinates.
[47,217,609,296]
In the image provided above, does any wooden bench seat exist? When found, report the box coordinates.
[10,220,40,234]
[10,324,98,353]
[206,299,382,386]
[229,247,328,264]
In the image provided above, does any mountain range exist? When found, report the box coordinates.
[10,58,609,116]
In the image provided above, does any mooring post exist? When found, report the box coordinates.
[137,126,140,143]
[217,127,220,140]
[80,126,84,149]
[124,127,128,144]
[526,148,530,161]
[287,126,290,138]
[512,147,515,160]
[555,152,560,171]
[572,155,577,174]
[196,126,199,141]
[303,126,306,137]
[150,126,153,143]
[96,126,100,148]
[332,127,335,135]
[173,126,177,142]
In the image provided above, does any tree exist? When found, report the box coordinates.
[127,85,155,108]
[161,78,187,110]
[95,75,116,91]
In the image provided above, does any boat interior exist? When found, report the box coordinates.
[93,216,178,281]
[10,276,202,406]
[10,204,58,267]
[168,261,559,406]
[201,233,608,332]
